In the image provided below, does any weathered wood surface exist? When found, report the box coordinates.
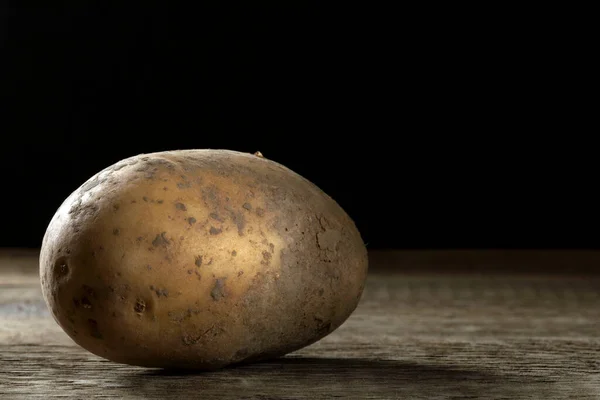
[1,249,600,399]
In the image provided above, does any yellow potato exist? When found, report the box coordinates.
[39,149,368,369]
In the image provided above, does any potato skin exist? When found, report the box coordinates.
[39,149,368,369]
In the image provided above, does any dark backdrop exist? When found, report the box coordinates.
[1,5,593,249]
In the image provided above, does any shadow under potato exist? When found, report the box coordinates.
[142,356,498,379]
[117,356,560,399]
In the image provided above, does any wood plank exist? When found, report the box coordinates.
[1,250,600,398]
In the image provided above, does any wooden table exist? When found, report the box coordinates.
[2,249,600,399]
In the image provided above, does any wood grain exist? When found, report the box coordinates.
[1,250,600,399]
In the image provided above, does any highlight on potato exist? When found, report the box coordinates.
[39,149,368,369]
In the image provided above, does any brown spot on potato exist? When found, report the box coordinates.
[155,288,169,298]
[231,211,246,236]
[209,213,224,222]
[146,265,152,270]
[211,278,227,301]
[54,258,69,278]
[175,202,187,211]
[209,226,222,235]
[256,207,265,217]
[88,319,103,339]
[135,165,151,172]
[134,299,146,313]
[231,250,237,256]
[202,186,219,205]
[143,196,149,202]
[113,228,120,236]
[187,269,193,275]
[181,335,197,345]
[113,204,120,211]
[187,217,197,225]
[157,200,164,204]
[261,251,272,265]
[243,202,252,210]
[195,255,203,267]
[152,232,169,247]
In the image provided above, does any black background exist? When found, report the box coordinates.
[1,5,594,249]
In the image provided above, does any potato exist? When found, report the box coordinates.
[39,149,368,369]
